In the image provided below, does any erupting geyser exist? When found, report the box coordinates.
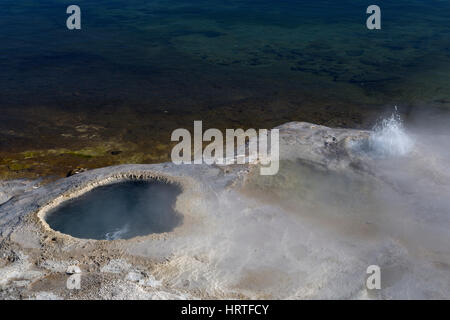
[352,109,414,158]
[368,111,414,157]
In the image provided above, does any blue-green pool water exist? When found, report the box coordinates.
[46,180,183,239]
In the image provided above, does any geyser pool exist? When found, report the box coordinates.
[45,180,183,240]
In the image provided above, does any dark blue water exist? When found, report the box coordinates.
[0,1,449,174]
[1,0,448,101]
[46,180,183,239]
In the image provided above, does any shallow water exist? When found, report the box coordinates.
[46,180,182,240]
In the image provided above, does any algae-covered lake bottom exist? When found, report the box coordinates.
[0,0,449,179]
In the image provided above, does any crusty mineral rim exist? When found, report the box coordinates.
[36,170,200,242]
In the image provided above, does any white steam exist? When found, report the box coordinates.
[105,224,129,240]
[129,112,450,299]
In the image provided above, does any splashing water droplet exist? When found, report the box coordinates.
[368,108,414,157]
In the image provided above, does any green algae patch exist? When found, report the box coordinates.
[54,147,110,158]
[65,151,94,159]
[23,151,38,159]
[0,140,172,180]
[8,162,31,171]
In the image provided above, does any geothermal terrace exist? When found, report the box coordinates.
[0,122,449,299]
